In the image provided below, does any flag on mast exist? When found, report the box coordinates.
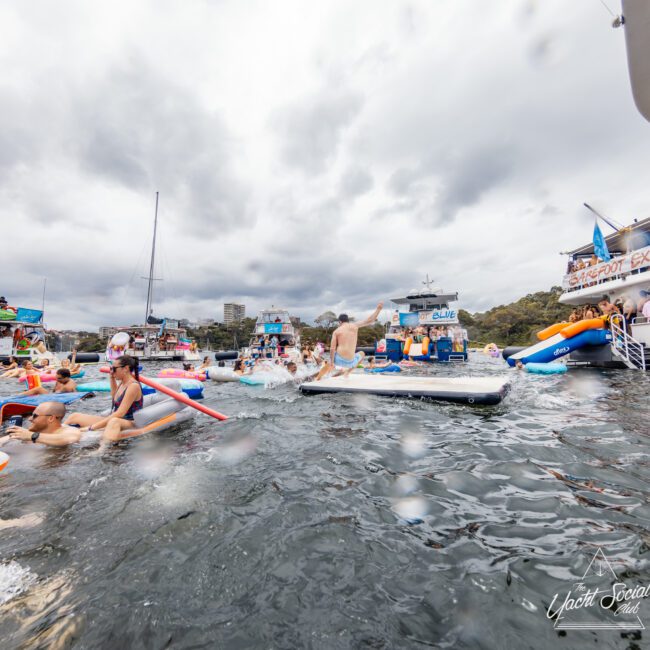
[593,220,611,262]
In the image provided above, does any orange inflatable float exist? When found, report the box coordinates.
[537,317,606,341]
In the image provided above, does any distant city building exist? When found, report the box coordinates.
[197,318,215,327]
[99,326,117,339]
[224,303,245,325]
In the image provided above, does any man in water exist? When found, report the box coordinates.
[20,368,77,396]
[0,401,81,447]
[315,303,383,380]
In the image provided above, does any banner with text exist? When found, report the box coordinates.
[563,246,650,290]
[393,309,458,326]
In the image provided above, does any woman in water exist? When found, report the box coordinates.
[0,356,19,377]
[67,355,143,441]
[198,356,211,371]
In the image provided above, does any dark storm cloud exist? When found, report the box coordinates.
[436,146,515,223]
[271,89,363,174]
[76,58,252,233]
[339,166,374,199]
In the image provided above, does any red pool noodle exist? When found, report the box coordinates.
[100,367,228,421]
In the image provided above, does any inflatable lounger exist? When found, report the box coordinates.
[77,378,204,399]
[19,370,85,383]
[365,364,401,373]
[97,392,195,437]
[205,367,240,382]
[300,375,510,405]
[0,392,92,420]
[524,362,567,375]
[240,371,293,387]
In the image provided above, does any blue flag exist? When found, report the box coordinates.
[593,221,611,262]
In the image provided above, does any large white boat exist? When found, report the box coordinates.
[245,308,300,359]
[558,216,650,369]
[0,306,56,364]
[383,277,468,362]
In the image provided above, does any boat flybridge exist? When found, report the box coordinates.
[246,308,300,359]
[559,216,650,369]
[383,276,468,362]
[0,307,56,364]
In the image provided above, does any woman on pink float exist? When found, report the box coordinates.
[67,355,143,441]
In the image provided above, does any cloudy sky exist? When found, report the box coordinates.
[2,0,648,330]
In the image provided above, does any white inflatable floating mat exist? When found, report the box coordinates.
[300,374,510,405]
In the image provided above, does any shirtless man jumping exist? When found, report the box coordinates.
[315,302,383,380]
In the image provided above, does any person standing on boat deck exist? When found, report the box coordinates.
[315,303,383,381]
[0,401,81,448]
[66,355,143,442]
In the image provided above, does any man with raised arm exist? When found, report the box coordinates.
[0,401,81,447]
[315,302,383,380]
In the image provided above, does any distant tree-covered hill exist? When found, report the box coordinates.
[459,287,572,346]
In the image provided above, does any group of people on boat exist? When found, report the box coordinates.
[569,294,650,334]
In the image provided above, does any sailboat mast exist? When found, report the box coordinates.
[144,192,159,324]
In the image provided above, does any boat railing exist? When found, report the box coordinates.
[609,314,646,370]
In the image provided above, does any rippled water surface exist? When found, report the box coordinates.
[1,355,649,649]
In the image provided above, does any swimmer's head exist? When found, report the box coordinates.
[515,360,524,370]
[338,314,349,323]
[287,362,297,374]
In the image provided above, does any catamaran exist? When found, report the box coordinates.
[382,276,468,362]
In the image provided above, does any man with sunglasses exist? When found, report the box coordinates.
[1,401,81,447]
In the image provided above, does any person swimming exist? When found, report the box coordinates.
[66,355,143,442]
[0,401,81,448]
[20,368,77,396]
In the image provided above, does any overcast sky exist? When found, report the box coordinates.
[2,0,648,330]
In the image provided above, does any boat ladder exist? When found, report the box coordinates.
[448,354,467,363]
[610,315,647,370]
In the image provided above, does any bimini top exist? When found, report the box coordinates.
[567,217,650,257]
[391,290,459,306]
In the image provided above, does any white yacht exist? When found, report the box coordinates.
[384,276,468,362]
[245,309,300,359]
[559,217,650,369]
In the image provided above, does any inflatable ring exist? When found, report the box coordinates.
[0,450,9,472]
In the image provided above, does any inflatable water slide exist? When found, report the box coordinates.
[506,318,612,367]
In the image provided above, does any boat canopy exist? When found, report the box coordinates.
[566,217,650,257]
[391,291,458,307]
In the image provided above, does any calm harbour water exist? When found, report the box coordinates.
[1,355,649,649]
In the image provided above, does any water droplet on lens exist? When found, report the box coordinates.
[401,432,426,458]
[393,496,428,524]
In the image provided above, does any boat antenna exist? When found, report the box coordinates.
[41,277,47,315]
[422,274,435,291]
[143,192,161,325]
[583,203,624,232]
